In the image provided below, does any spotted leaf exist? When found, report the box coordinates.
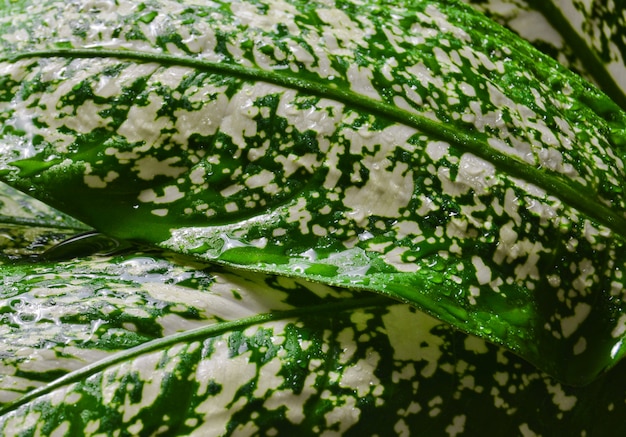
[0,242,625,435]
[462,0,626,109]
[1,0,626,384]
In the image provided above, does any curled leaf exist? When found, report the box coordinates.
[0,248,625,435]
[1,0,626,384]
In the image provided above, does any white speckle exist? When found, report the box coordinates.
[425,141,450,162]
[286,197,312,235]
[339,350,382,397]
[133,156,187,181]
[445,415,466,437]
[84,170,119,188]
[346,64,380,100]
[611,314,626,338]
[560,303,591,338]
[138,185,184,204]
[383,306,443,377]
[471,256,491,285]
[343,160,413,224]
[220,184,245,197]
[456,153,497,194]
[546,381,577,412]
[519,423,539,437]
[246,170,279,194]
[322,395,360,436]
[383,247,419,273]
[464,335,488,354]
[225,202,239,213]
[573,337,587,355]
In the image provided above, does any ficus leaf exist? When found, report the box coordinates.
[1,0,626,386]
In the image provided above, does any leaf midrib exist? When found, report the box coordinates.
[0,294,389,415]
[4,49,626,239]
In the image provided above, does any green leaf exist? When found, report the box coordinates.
[1,247,626,436]
[1,0,626,385]
[461,0,626,110]
[0,182,89,259]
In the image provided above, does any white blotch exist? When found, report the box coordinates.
[464,336,488,354]
[339,349,382,397]
[172,86,229,145]
[286,197,312,235]
[503,188,522,226]
[393,220,422,239]
[445,415,466,437]
[383,246,419,273]
[343,162,413,224]
[611,314,626,338]
[245,170,279,194]
[471,256,491,285]
[118,93,170,147]
[455,153,497,194]
[322,395,360,436]
[560,303,591,338]
[545,381,577,412]
[425,141,450,162]
[189,166,206,185]
[519,423,539,437]
[346,64,381,100]
[84,169,119,189]
[220,184,244,197]
[132,156,188,181]
[573,337,587,355]
[138,185,184,204]
[382,305,443,378]
[194,341,257,435]
[508,10,564,47]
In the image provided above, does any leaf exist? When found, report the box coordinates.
[1,246,626,436]
[1,0,626,385]
[461,0,626,109]
[0,182,89,259]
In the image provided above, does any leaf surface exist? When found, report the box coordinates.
[1,245,626,436]
[462,0,626,109]
[1,0,626,384]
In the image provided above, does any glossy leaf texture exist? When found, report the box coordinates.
[0,182,89,260]
[1,0,626,384]
[461,0,626,110]
[1,240,626,436]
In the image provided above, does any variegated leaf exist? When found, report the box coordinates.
[462,0,626,109]
[1,249,626,436]
[1,0,626,384]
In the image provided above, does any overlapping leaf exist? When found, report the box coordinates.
[462,0,626,109]
[1,0,626,384]
[0,226,626,436]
